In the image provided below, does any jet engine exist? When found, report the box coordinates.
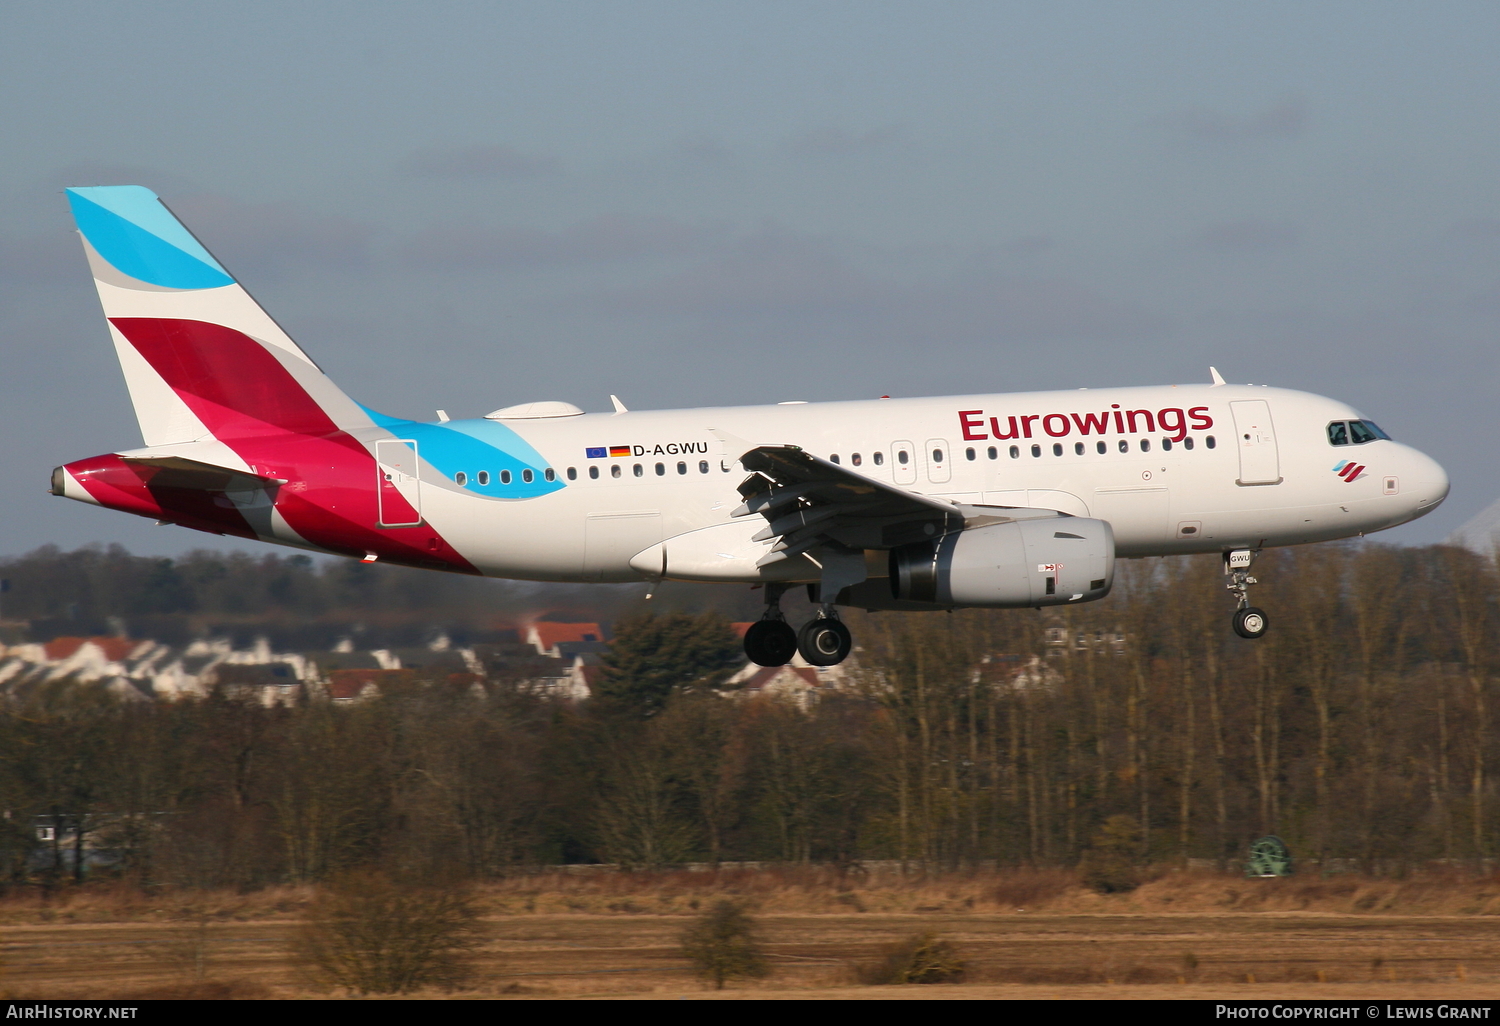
[885,516,1115,608]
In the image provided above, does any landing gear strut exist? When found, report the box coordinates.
[1225,549,1269,640]
[744,583,797,666]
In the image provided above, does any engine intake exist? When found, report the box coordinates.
[889,517,1114,607]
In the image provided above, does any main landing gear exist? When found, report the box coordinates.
[743,584,853,667]
[1226,549,1269,640]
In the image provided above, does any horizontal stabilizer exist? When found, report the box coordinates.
[116,454,287,491]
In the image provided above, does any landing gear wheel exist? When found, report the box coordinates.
[1233,606,1269,640]
[744,620,797,667]
[797,617,852,667]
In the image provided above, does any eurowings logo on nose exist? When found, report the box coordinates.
[1333,460,1366,482]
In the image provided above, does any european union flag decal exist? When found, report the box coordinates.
[585,447,607,459]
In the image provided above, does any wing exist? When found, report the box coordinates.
[731,445,968,568]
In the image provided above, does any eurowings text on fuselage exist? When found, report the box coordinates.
[51,186,1450,662]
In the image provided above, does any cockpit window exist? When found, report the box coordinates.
[1329,420,1391,445]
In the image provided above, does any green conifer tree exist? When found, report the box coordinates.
[594,612,741,717]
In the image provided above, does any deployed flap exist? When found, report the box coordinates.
[730,444,967,566]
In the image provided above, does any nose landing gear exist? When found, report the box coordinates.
[1226,549,1269,639]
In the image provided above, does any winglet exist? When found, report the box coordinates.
[1209,366,1226,387]
[610,394,629,414]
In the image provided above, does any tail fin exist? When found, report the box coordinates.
[67,186,369,447]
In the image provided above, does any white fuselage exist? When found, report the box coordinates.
[339,383,1448,583]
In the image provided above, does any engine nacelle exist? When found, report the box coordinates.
[888,517,1114,608]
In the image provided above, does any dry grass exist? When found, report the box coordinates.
[5,866,1500,924]
[6,866,1500,924]
[4,869,1500,999]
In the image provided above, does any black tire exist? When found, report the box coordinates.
[797,617,852,667]
[1233,606,1269,640]
[744,620,797,666]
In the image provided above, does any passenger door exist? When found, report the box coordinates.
[1230,400,1281,486]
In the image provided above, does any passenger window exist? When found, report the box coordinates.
[677,461,687,474]
[1328,422,1350,446]
[569,467,579,480]
[477,471,490,485]
[1031,444,1041,458]
[588,466,599,479]
[500,470,512,484]
[1096,441,1106,454]
[965,447,976,461]
[1118,440,1128,453]
[874,452,885,466]
[897,450,909,465]
[1052,443,1062,456]
[699,460,709,474]
[1009,445,1020,459]
[830,454,840,464]
[987,446,997,460]
[1162,439,1172,451]
[544,468,555,482]
[611,465,621,478]
[1140,439,1150,452]
[1349,421,1378,444]
[1074,442,1084,455]
[455,472,467,486]
[654,463,665,476]
[633,464,643,477]
[932,448,944,463]
[1206,436,1216,449]
[1184,437,1194,450]
[852,453,862,466]
[522,469,534,483]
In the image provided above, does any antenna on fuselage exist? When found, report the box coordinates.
[1209,367,1226,386]
[610,395,629,414]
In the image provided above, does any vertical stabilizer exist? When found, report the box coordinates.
[66,186,369,447]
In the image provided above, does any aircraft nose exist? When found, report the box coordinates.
[1400,445,1449,521]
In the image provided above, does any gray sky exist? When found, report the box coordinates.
[3,0,1497,556]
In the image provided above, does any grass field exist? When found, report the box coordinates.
[4,868,1500,999]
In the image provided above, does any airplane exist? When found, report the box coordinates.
[50,186,1451,667]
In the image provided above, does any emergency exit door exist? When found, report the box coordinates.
[376,439,423,526]
[1229,400,1281,486]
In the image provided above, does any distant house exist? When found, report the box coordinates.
[734,664,823,708]
[975,653,1063,692]
[209,662,304,706]
[723,641,852,696]
[525,622,605,657]
[325,668,408,703]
